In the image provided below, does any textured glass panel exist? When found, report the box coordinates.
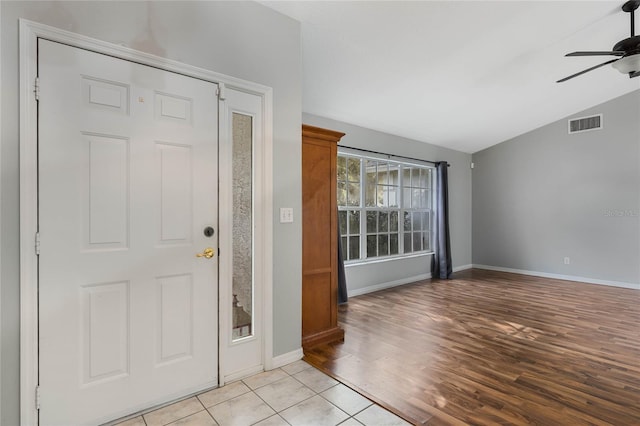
[403,211,412,231]
[349,236,360,260]
[379,211,388,232]
[232,113,253,341]
[347,183,360,206]
[366,211,377,233]
[348,210,360,235]
[423,189,431,210]
[390,211,398,232]
[413,232,422,251]
[338,210,347,235]
[404,232,412,253]
[337,182,347,206]
[367,235,377,258]
[412,211,422,230]
[347,158,360,182]
[341,236,348,261]
[390,234,399,255]
[378,235,389,256]
[337,156,347,182]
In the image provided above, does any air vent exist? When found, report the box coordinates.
[568,114,602,134]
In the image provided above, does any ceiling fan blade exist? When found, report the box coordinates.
[566,51,625,57]
[630,70,640,78]
[556,58,620,83]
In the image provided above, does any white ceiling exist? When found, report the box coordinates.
[263,1,640,153]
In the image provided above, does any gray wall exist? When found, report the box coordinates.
[473,90,640,286]
[1,2,301,423]
[303,113,473,294]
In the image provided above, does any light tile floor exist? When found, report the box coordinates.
[114,360,410,426]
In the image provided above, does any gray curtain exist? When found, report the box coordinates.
[337,217,348,304]
[432,161,452,279]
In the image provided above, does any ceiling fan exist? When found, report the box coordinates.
[557,0,640,82]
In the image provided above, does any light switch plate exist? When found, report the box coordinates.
[280,207,294,223]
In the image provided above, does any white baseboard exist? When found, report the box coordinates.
[348,273,432,297]
[473,264,640,290]
[453,264,473,272]
[269,348,303,370]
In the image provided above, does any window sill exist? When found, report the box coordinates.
[345,251,434,268]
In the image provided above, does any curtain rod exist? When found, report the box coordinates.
[339,145,449,167]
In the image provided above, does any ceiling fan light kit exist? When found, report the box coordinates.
[558,0,640,82]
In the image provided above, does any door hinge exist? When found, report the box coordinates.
[35,385,41,410]
[217,83,226,101]
[34,77,40,101]
[35,232,41,255]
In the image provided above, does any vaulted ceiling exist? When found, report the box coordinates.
[263,1,640,153]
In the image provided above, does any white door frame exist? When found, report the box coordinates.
[19,19,274,425]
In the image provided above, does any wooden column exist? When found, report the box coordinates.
[301,125,345,349]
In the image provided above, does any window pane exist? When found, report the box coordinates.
[403,188,411,209]
[422,211,430,231]
[377,162,389,185]
[377,185,387,207]
[423,189,431,209]
[404,232,412,253]
[337,156,347,181]
[347,158,360,182]
[390,233,399,255]
[337,182,347,206]
[389,165,399,185]
[412,188,423,208]
[388,185,399,207]
[403,211,411,231]
[413,232,422,251]
[423,231,430,251]
[347,183,360,206]
[412,211,422,230]
[339,210,347,235]
[412,168,420,185]
[366,211,377,233]
[390,211,398,232]
[365,161,377,207]
[348,210,360,235]
[367,235,377,258]
[420,168,428,187]
[403,168,411,187]
[379,211,388,232]
[378,234,389,256]
[349,236,360,260]
[341,236,348,260]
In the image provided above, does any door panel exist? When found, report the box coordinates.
[38,39,218,425]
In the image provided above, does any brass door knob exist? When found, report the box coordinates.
[196,247,215,259]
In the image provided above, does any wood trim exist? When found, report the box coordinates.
[301,327,345,349]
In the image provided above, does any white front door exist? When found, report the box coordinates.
[38,39,219,425]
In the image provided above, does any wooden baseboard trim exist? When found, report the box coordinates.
[302,327,344,349]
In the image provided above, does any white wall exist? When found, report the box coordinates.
[0,2,301,424]
[303,113,473,295]
[472,90,640,287]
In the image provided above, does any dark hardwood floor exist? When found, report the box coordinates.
[304,269,640,425]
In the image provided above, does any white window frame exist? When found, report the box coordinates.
[337,149,435,265]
